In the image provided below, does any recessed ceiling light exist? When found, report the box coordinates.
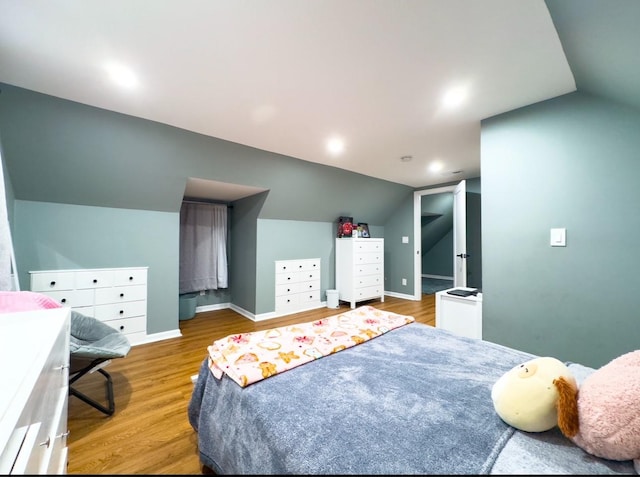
[104,62,138,89]
[442,84,468,109]
[429,161,444,172]
[327,137,345,156]
[400,155,413,162]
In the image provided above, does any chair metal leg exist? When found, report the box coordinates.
[69,367,116,416]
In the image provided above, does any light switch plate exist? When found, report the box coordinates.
[402,236,409,244]
[550,228,566,247]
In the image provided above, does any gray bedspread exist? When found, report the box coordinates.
[188,322,636,475]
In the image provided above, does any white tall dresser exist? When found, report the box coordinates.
[335,237,384,309]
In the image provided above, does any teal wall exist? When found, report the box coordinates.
[0,83,417,336]
[13,200,177,334]
[482,91,640,368]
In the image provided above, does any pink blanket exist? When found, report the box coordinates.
[207,305,415,387]
[0,291,62,312]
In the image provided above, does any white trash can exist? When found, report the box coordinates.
[326,289,339,309]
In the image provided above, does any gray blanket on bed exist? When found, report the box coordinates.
[189,322,541,474]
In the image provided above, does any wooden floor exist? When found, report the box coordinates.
[66,294,436,474]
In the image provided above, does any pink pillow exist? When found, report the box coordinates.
[0,291,63,312]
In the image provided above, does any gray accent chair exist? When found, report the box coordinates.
[69,310,131,416]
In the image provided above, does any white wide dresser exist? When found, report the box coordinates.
[335,238,384,309]
[274,258,321,314]
[29,267,147,345]
[0,307,71,474]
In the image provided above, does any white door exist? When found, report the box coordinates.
[413,180,467,299]
[453,180,467,287]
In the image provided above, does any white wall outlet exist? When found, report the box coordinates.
[199,290,206,296]
[402,236,409,244]
[402,278,407,286]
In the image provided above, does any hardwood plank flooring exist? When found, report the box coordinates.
[67,294,435,474]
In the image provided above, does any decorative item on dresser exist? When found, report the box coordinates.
[29,267,148,345]
[335,237,384,309]
[0,307,71,475]
[274,259,321,315]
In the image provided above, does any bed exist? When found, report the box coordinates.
[188,306,635,475]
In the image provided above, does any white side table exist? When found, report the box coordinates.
[435,288,483,339]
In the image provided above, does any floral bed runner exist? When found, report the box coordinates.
[207,305,415,387]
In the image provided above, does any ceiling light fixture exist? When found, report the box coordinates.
[104,62,138,89]
[442,84,468,109]
[326,137,345,156]
[429,161,444,172]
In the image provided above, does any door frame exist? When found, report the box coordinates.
[413,181,465,300]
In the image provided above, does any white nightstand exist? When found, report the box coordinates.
[435,288,483,339]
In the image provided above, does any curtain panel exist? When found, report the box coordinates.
[179,202,228,294]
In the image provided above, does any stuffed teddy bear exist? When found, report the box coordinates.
[555,350,640,473]
[491,356,577,433]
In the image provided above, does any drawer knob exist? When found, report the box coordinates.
[50,280,56,286]
[120,293,125,298]
[61,298,67,303]
[39,436,51,448]
[93,279,98,284]
[129,276,133,281]
[120,325,125,330]
[119,310,124,315]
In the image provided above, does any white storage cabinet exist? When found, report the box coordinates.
[30,267,148,345]
[335,238,384,309]
[435,288,483,339]
[0,308,71,475]
[274,258,321,314]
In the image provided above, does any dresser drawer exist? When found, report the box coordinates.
[113,268,147,286]
[94,300,146,321]
[275,282,301,296]
[42,289,95,308]
[354,241,383,253]
[95,284,146,305]
[275,294,300,309]
[104,315,147,335]
[75,270,114,289]
[354,285,383,300]
[298,279,320,293]
[354,263,383,276]
[354,252,383,265]
[30,272,75,292]
[354,274,382,288]
[298,289,320,304]
[275,271,303,285]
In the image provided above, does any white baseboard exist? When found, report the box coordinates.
[422,274,454,280]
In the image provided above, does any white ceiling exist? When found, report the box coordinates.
[0,0,576,189]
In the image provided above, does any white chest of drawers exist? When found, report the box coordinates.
[274,258,321,314]
[0,307,70,475]
[335,238,385,309]
[29,267,147,345]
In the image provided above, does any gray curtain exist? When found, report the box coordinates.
[179,202,228,294]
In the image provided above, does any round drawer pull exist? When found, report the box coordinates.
[50,281,56,286]
[93,279,98,284]
[129,276,133,281]
[61,298,67,303]
[120,293,124,297]
[119,325,125,331]
[119,310,124,315]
